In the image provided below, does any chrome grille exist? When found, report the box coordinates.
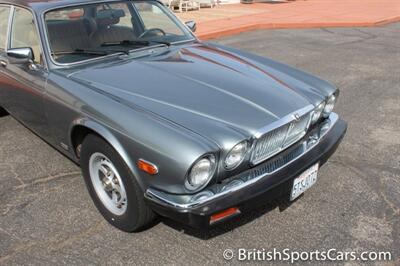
[251,112,311,165]
[283,114,310,148]
[252,143,304,177]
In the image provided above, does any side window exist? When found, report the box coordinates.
[0,5,10,50]
[10,7,42,64]
[45,8,84,20]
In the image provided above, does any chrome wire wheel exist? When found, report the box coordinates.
[89,152,128,216]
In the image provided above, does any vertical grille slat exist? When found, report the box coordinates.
[284,114,310,148]
[251,113,311,165]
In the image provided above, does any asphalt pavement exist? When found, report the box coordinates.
[0,23,399,265]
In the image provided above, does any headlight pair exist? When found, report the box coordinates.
[185,141,248,191]
[311,94,337,124]
[186,93,338,191]
[323,94,337,116]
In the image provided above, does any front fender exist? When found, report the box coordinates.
[49,72,220,194]
[69,118,148,190]
[69,109,220,194]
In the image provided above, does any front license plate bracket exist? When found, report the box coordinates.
[290,163,319,201]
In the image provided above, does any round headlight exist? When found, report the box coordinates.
[185,155,216,191]
[224,141,248,170]
[323,94,337,117]
[311,102,325,124]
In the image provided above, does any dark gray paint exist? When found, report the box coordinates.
[1,23,399,264]
[0,0,337,194]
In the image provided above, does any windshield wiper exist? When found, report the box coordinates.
[74,49,109,55]
[101,40,150,47]
[53,48,129,58]
[77,48,131,56]
[149,40,171,46]
[102,39,172,48]
[53,49,109,56]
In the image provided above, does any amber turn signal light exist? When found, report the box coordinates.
[137,159,158,175]
[210,207,240,224]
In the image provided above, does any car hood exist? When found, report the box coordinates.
[68,43,326,146]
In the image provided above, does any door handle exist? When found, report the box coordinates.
[0,60,7,67]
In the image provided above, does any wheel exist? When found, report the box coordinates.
[80,134,156,232]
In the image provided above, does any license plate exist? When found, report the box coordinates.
[290,163,319,201]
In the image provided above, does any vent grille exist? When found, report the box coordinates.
[251,113,311,165]
[283,114,310,148]
[252,143,304,177]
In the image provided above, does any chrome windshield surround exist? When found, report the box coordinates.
[146,113,339,210]
[250,105,314,166]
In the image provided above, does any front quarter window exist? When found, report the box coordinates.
[10,7,42,64]
[44,1,194,65]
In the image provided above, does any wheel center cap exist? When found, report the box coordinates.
[102,178,113,192]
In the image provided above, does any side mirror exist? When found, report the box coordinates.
[185,21,196,33]
[7,48,34,65]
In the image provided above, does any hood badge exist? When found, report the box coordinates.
[293,113,301,121]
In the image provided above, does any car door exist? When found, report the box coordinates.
[0,6,48,136]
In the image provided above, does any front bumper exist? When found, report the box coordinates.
[144,113,347,229]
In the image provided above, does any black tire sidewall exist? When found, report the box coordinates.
[80,134,146,232]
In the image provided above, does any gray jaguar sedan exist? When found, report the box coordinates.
[0,0,346,232]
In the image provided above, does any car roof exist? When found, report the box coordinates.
[0,0,152,13]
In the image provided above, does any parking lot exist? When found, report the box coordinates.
[1,23,399,264]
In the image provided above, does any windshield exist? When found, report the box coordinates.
[44,1,194,64]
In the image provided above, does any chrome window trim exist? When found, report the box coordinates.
[5,5,14,51]
[0,4,13,51]
[145,112,339,210]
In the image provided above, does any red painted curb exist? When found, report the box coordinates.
[197,16,400,40]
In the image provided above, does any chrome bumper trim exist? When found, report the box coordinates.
[146,113,339,210]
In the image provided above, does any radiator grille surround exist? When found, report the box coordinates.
[250,109,312,165]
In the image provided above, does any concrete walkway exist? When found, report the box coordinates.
[176,0,400,39]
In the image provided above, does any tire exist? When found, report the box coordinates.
[80,134,156,232]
